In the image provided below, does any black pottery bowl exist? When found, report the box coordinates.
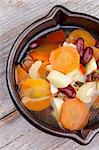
[6,5,99,145]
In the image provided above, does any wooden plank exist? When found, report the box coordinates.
[0,0,65,35]
[0,111,69,149]
[0,111,99,150]
[0,43,16,119]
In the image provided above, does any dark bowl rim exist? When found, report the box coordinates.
[6,5,99,145]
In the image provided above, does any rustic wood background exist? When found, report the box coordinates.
[0,0,99,149]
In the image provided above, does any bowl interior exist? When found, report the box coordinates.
[7,6,99,145]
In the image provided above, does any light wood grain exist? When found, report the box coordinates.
[0,0,99,149]
[0,111,99,150]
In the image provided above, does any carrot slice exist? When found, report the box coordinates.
[22,96,51,111]
[45,30,65,43]
[67,29,95,48]
[29,43,59,61]
[60,98,89,131]
[38,61,49,78]
[49,45,80,74]
[16,65,30,87]
[20,78,51,98]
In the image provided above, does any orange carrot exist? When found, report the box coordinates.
[20,78,51,98]
[79,64,86,75]
[38,61,49,78]
[60,98,89,131]
[20,78,51,111]
[49,45,80,74]
[16,65,30,87]
[67,29,95,48]
[29,43,58,61]
[45,30,65,43]
[22,96,51,111]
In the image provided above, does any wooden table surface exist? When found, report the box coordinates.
[0,0,99,149]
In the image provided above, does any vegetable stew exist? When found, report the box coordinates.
[15,29,99,131]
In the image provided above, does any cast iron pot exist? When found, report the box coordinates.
[6,5,99,145]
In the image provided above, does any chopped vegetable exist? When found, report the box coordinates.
[29,60,42,79]
[29,43,58,61]
[51,97,64,120]
[16,65,30,87]
[49,45,80,74]
[20,79,51,98]
[22,96,51,111]
[50,84,58,94]
[47,70,72,88]
[67,69,85,83]
[77,82,96,103]
[38,61,49,78]
[60,98,89,131]
[67,29,95,48]
[85,57,97,75]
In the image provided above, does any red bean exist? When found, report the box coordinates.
[81,46,93,65]
[95,40,99,48]
[86,73,93,82]
[59,85,76,98]
[74,38,84,57]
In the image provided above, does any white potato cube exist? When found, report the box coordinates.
[77,82,96,103]
[47,70,72,88]
[66,69,85,83]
